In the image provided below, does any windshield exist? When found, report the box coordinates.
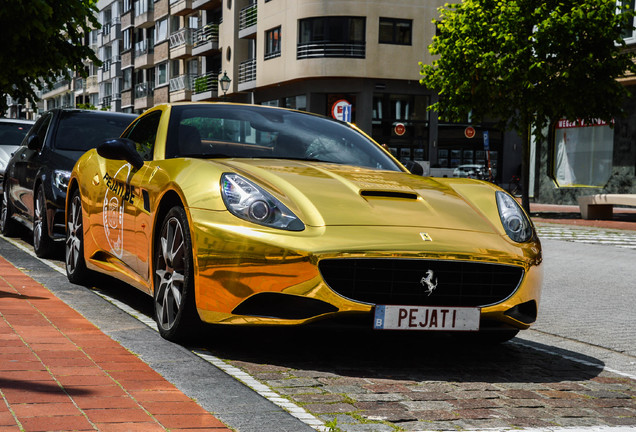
[0,122,32,147]
[54,111,135,151]
[166,104,402,171]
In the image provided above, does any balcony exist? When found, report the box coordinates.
[238,58,256,91]
[192,0,221,10]
[297,42,366,59]
[191,70,219,101]
[192,23,219,56]
[170,0,193,16]
[134,40,154,69]
[169,74,195,101]
[134,82,154,110]
[238,3,257,39]
[169,28,193,59]
[102,17,121,43]
[134,0,154,28]
[102,95,112,108]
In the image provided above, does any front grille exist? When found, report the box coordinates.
[319,259,524,307]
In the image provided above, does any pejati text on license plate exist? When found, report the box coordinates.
[374,305,480,331]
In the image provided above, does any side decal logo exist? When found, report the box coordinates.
[103,165,135,259]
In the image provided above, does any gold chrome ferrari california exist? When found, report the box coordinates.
[65,103,542,343]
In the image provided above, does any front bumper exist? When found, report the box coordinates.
[189,209,543,331]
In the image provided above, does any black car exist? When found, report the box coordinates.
[1,109,136,257]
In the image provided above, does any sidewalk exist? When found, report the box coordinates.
[0,256,231,432]
[530,202,636,231]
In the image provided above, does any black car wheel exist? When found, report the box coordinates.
[153,206,199,342]
[65,189,90,284]
[34,184,54,257]
[1,187,20,237]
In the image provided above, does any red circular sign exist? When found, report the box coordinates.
[394,123,406,136]
[464,126,476,139]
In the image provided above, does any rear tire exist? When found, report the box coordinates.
[1,188,20,237]
[153,206,200,342]
[34,185,54,257]
[65,189,90,284]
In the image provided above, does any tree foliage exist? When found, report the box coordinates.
[419,0,636,209]
[0,0,100,114]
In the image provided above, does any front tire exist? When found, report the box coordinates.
[153,206,199,342]
[34,184,54,257]
[65,189,90,284]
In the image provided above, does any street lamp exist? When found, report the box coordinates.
[219,71,231,99]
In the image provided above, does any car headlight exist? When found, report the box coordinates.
[53,170,71,191]
[496,191,533,243]
[221,173,305,231]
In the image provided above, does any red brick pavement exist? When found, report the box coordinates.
[0,257,231,432]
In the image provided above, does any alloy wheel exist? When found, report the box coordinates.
[66,194,83,275]
[155,215,187,331]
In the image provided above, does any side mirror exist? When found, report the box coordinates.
[26,135,40,151]
[97,138,144,170]
[404,160,424,176]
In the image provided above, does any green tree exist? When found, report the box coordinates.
[419,0,636,211]
[0,0,100,115]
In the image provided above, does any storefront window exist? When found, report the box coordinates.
[372,94,428,162]
[551,119,614,187]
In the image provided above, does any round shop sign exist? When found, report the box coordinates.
[464,126,476,139]
[394,123,406,136]
[331,99,352,122]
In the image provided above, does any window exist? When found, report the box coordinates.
[551,119,614,187]
[123,28,132,51]
[156,63,168,87]
[122,68,132,90]
[265,27,281,59]
[620,0,636,41]
[155,18,168,43]
[379,18,412,45]
[124,110,162,161]
[298,16,366,58]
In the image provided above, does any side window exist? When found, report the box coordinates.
[123,111,162,161]
[27,113,53,151]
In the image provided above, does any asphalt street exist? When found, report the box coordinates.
[1,223,635,432]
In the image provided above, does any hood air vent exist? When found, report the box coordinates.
[360,190,418,200]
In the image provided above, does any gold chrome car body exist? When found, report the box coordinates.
[66,103,542,341]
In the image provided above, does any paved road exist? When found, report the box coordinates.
[1,225,635,432]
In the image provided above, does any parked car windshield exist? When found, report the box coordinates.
[54,111,134,151]
[0,121,32,147]
[166,104,402,171]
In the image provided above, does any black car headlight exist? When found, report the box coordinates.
[54,170,71,191]
[496,191,533,243]
[221,173,305,231]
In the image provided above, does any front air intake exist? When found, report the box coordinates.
[319,258,524,307]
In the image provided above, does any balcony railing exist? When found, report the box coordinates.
[135,40,154,57]
[169,28,192,49]
[193,70,219,94]
[238,3,257,31]
[135,82,153,98]
[297,42,366,59]
[193,23,219,46]
[134,0,153,16]
[238,59,256,84]
[169,74,196,92]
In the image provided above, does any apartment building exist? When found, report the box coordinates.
[33,0,518,181]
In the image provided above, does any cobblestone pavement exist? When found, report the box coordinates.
[191,326,636,432]
[535,224,636,250]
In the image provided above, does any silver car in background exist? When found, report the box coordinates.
[0,118,35,193]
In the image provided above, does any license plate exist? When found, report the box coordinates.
[374,305,480,331]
